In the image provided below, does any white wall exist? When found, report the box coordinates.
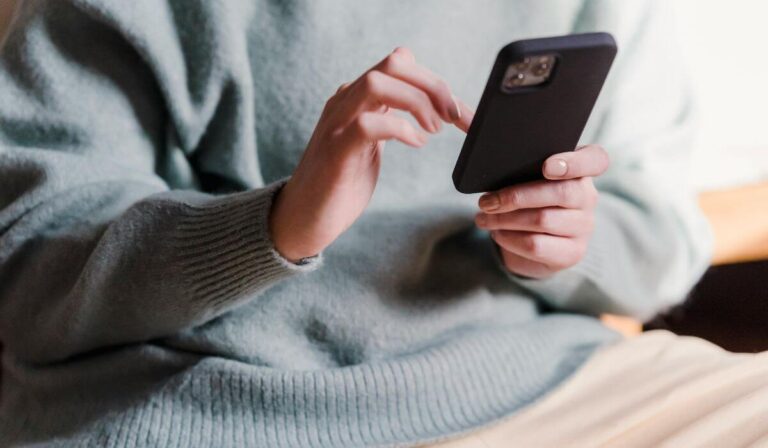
[674,0,768,190]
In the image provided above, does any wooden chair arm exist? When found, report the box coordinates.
[603,181,768,336]
[700,182,768,266]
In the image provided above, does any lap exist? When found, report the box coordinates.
[424,330,768,448]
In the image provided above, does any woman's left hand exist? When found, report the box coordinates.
[474,145,610,279]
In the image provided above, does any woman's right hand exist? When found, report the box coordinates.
[269,47,474,262]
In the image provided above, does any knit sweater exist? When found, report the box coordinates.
[0,1,711,446]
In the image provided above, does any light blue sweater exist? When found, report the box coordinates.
[0,1,711,446]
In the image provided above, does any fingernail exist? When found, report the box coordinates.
[475,214,487,227]
[450,94,461,122]
[479,194,500,211]
[545,158,568,177]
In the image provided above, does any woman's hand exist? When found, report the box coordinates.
[475,145,610,279]
[270,47,473,262]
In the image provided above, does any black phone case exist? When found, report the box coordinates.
[453,32,617,193]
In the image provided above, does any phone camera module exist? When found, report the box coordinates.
[514,57,532,70]
[503,72,526,89]
[533,58,553,77]
[501,53,557,92]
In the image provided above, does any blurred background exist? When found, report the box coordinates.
[674,0,768,191]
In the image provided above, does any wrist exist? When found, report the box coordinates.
[269,181,323,263]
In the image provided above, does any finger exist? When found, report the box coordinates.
[336,82,351,94]
[543,144,610,180]
[479,178,598,214]
[476,208,593,237]
[454,96,475,133]
[491,230,586,269]
[341,111,428,149]
[349,70,443,133]
[373,47,462,124]
[498,249,554,279]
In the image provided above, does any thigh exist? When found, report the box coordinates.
[426,330,768,448]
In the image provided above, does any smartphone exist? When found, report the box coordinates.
[452,32,617,193]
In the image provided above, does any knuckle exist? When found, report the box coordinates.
[362,71,383,93]
[557,180,577,205]
[328,125,345,141]
[382,52,404,72]
[555,181,569,200]
[502,188,523,209]
[534,209,552,230]
[522,234,543,257]
[322,96,336,112]
[485,213,499,228]
[335,82,350,94]
[415,89,432,107]
[352,113,371,135]
[433,78,450,95]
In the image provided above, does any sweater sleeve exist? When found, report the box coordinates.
[0,0,319,364]
[504,1,713,321]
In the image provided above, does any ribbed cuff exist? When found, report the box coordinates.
[172,179,321,308]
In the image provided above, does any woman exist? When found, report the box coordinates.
[2,1,766,447]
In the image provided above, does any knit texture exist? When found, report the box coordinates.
[0,0,711,446]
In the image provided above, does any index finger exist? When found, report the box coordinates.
[542,144,610,180]
[373,47,462,125]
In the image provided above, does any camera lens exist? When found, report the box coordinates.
[503,72,525,89]
[532,62,550,76]
[515,57,531,70]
